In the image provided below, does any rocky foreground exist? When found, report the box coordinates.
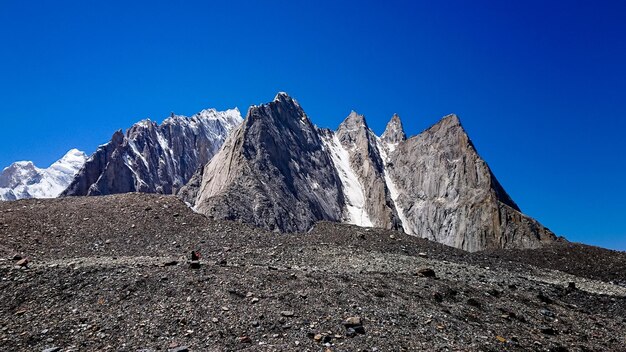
[1,194,625,351]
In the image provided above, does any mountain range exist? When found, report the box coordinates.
[0,93,556,251]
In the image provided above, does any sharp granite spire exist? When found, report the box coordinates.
[381,113,407,144]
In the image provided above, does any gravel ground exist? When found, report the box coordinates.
[1,194,625,351]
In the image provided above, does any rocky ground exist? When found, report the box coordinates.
[1,193,625,351]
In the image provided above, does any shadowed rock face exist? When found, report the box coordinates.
[62,108,242,197]
[193,93,345,232]
[189,93,557,251]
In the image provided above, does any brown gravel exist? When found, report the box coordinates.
[1,193,625,351]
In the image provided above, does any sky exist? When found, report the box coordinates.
[0,0,625,250]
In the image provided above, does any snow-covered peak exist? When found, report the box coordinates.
[193,107,242,126]
[53,149,88,169]
[271,92,302,109]
[274,91,290,102]
[0,149,87,201]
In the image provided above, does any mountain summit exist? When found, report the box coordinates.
[0,149,87,200]
[381,113,406,144]
[192,93,345,232]
[188,93,556,251]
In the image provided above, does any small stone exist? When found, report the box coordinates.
[16,258,28,267]
[239,336,252,343]
[467,298,482,308]
[343,317,361,326]
[211,318,219,323]
[11,254,22,261]
[537,293,554,304]
[313,334,323,341]
[540,309,555,317]
[496,335,506,342]
[42,348,61,352]
[418,252,428,258]
[221,306,229,311]
[251,321,259,327]
[251,297,260,304]
[415,268,436,278]
[280,311,294,317]
[343,316,365,334]
[169,347,189,352]
[191,251,200,260]
[540,327,557,335]
[346,327,357,337]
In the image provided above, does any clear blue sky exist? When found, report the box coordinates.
[1,1,625,250]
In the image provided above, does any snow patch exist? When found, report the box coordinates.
[321,134,373,227]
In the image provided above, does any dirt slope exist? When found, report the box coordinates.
[1,194,624,351]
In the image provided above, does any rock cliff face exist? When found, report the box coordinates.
[193,93,345,232]
[326,111,400,229]
[62,108,242,196]
[0,149,87,201]
[381,114,555,251]
[189,93,556,251]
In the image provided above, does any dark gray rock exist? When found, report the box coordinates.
[194,93,345,233]
[62,108,241,197]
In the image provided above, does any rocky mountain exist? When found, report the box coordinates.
[192,93,345,232]
[188,93,557,251]
[0,149,87,201]
[381,114,555,251]
[62,108,242,197]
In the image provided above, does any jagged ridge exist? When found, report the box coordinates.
[189,93,557,251]
[62,108,242,196]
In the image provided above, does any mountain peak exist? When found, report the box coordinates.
[381,113,406,144]
[273,91,292,103]
[0,148,87,200]
[340,111,369,131]
[440,113,461,127]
